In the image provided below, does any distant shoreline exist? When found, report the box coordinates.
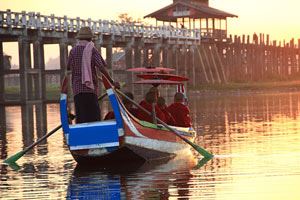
[192,80,300,91]
[4,80,300,100]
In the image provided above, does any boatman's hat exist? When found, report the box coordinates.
[76,27,94,39]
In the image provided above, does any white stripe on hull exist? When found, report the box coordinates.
[124,136,188,154]
[70,142,119,150]
[120,106,146,138]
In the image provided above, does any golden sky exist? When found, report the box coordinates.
[1,0,300,41]
[1,0,300,65]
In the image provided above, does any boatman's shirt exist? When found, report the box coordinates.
[167,102,192,127]
[67,46,106,96]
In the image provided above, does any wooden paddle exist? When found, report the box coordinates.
[4,124,63,164]
[115,89,213,159]
[3,92,108,164]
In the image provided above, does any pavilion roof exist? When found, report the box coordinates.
[144,1,238,22]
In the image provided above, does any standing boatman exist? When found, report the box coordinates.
[67,27,119,123]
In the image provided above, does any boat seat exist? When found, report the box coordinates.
[60,94,120,151]
[68,120,120,150]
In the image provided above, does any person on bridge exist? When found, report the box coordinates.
[167,92,192,127]
[67,27,119,123]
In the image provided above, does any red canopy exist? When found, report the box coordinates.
[137,73,188,82]
[134,79,182,86]
[127,67,175,73]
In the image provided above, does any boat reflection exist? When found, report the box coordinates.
[67,155,210,199]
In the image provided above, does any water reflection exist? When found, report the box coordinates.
[0,90,300,199]
[68,156,199,199]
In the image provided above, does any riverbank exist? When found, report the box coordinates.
[193,80,300,91]
[4,80,300,100]
[4,84,60,100]
[189,80,300,98]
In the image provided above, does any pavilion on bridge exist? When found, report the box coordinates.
[144,0,237,41]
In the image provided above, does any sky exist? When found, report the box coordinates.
[1,0,300,65]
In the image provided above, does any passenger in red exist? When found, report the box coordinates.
[104,110,114,120]
[157,97,176,125]
[104,92,138,120]
[122,92,138,117]
[137,91,166,123]
[167,92,192,127]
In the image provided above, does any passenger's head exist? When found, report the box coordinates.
[174,92,185,103]
[149,87,160,98]
[157,97,166,108]
[122,92,134,108]
[145,91,157,104]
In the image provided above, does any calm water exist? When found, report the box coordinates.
[1,90,300,199]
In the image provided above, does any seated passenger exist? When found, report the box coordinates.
[167,92,192,127]
[136,91,166,123]
[149,86,160,99]
[104,92,138,120]
[104,110,114,120]
[122,92,138,116]
[157,97,176,125]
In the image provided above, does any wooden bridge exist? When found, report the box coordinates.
[1,9,300,107]
[1,8,300,136]
[0,9,229,106]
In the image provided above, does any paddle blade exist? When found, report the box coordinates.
[194,156,213,170]
[3,150,26,164]
[185,138,214,158]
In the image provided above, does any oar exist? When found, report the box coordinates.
[3,125,62,164]
[115,89,213,159]
[3,93,108,164]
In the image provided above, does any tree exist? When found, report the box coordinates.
[118,13,142,23]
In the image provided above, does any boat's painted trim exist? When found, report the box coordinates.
[124,136,187,154]
[107,88,123,131]
[119,105,147,138]
[70,142,120,151]
[69,120,117,128]
[60,93,70,134]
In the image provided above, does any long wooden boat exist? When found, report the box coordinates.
[60,76,196,165]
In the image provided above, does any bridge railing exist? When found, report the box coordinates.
[0,9,201,41]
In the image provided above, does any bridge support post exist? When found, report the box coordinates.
[143,47,149,67]
[162,45,168,68]
[134,39,143,95]
[106,43,113,77]
[172,45,179,74]
[59,40,68,85]
[19,36,34,139]
[178,45,185,76]
[125,43,133,93]
[35,102,47,137]
[33,38,45,101]
[21,104,34,145]
[0,42,4,103]
[153,44,161,67]
[190,47,196,88]
[134,41,142,69]
[19,37,33,103]
[33,38,47,133]
[0,42,6,133]
[167,45,174,69]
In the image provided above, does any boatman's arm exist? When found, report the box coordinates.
[94,49,120,89]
